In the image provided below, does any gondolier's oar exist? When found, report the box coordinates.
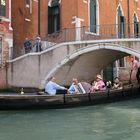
[129,69,133,84]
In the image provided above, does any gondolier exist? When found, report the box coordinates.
[131,56,140,84]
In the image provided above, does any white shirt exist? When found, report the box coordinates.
[45,81,65,95]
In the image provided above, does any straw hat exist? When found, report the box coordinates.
[36,36,41,40]
[96,74,102,80]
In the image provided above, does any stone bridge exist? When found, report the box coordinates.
[7,38,140,89]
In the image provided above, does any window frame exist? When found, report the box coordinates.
[117,6,126,38]
[89,0,99,35]
[118,57,125,68]
[25,0,30,8]
[133,13,139,38]
[48,2,60,34]
[0,0,6,17]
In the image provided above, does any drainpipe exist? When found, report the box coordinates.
[38,0,40,35]
[127,0,130,37]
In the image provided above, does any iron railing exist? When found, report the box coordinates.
[21,23,140,55]
[46,23,140,43]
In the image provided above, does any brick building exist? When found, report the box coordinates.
[0,0,13,88]
[11,0,140,82]
[11,0,140,57]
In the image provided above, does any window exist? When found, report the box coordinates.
[25,0,32,14]
[0,0,6,17]
[117,6,126,38]
[118,58,125,67]
[0,37,2,64]
[89,0,99,33]
[48,0,60,34]
[90,0,97,33]
[135,56,139,62]
[25,0,30,6]
[133,13,139,38]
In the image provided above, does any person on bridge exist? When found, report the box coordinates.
[34,36,42,52]
[23,38,32,54]
[131,56,140,84]
[45,77,67,95]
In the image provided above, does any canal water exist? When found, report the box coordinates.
[0,99,140,140]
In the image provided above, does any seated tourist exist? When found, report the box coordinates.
[106,80,112,89]
[112,77,123,90]
[45,76,67,95]
[91,80,98,92]
[68,78,86,94]
[91,74,106,92]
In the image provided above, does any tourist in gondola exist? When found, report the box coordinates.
[68,78,86,94]
[106,80,112,89]
[45,76,67,95]
[112,77,123,89]
[131,56,140,84]
[91,74,106,92]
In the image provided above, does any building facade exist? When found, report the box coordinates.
[0,0,13,65]
[11,0,140,82]
[0,0,13,88]
[11,0,140,56]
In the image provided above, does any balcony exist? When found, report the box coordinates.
[46,23,140,43]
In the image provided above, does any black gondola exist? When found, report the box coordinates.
[0,84,139,110]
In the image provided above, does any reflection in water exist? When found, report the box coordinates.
[0,99,140,140]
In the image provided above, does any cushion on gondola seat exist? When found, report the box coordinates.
[80,82,92,93]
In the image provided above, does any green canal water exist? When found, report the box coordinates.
[0,99,140,140]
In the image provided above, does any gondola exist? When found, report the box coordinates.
[0,84,139,109]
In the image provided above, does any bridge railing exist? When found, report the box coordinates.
[21,23,140,55]
[46,23,140,43]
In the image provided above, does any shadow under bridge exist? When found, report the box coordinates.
[43,44,129,88]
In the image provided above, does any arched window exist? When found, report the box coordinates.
[117,6,125,38]
[133,13,139,38]
[90,0,99,33]
[116,6,126,68]
[48,0,60,34]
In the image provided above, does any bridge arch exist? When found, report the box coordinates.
[41,43,140,88]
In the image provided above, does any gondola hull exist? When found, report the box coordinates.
[0,86,139,109]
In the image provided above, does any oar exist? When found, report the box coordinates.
[129,69,133,84]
